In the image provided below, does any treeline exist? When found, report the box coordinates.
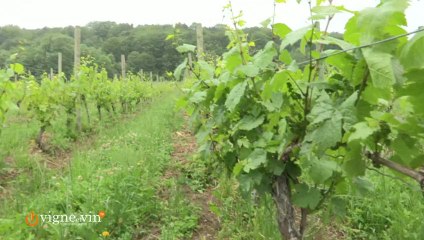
[0,22,275,78]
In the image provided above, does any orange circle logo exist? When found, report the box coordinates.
[25,211,39,227]
[98,210,106,219]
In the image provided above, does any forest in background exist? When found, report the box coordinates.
[0,22,344,79]
[0,22,277,78]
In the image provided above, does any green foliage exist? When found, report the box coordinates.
[224,81,247,111]
[0,88,183,239]
[176,44,196,54]
[178,0,424,238]
[0,66,20,134]
[400,31,424,71]
[340,171,424,240]
[24,76,62,128]
[0,22,274,78]
[211,176,281,240]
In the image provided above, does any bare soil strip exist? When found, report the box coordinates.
[168,124,220,240]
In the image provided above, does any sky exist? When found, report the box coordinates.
[0,0,422,32]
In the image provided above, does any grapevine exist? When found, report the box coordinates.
[177,0,424,238]
[0,57,169,152]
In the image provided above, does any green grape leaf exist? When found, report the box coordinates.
[10,63,25,75]
[308,91,334,125]
[292,184,322,209]
[362,49,396,89]
[214,82,227,102]
[280,26,311,52]
[311,117,342,153]
[348,121,378,142]
[261,18,272,28]
[325,53,355,85]
[237,115,265,131]
[342,141,366,177]
[223,47,243,72]
[344,0,408,45]
[399,31,424,71]
[165,34,174,41]
[279,49,293,64]
[243,148,267,172]
[266,159,285,175]
[270,92,284,110]
[233,161,245,176]
[261,70,289,100]
[225,81,247,111]
[351,58,368,86]
[189,91,207,104]
[174,58,187,80]
[319,35,355,50]
[309,159,338,184]
[402,69,424,116]
[361,84,392,105]
[311,5,341,20]
[237,63,259,77]
[272,23,292,39]
[197,60,215,79]
[391,135,423,168]
[253,41,277,69]
[354,1,407,44]
[176,44,196,53]
[238,171,263,193]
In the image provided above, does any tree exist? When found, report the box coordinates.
[127,51,145,73]
[0,21,274,79]
[81,45,117,76]
[0,25,25,49]
[19,33,73,77]
[87,21,113,39]
[102,36,125,62]
[203,24,228,57]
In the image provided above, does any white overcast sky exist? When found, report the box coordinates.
[1,0,422,32]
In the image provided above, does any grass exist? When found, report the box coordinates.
[209,176,281,240]
[180,136,424,239]
[0,89,199,239]
[1,86,424,239]
[339,170,424,240]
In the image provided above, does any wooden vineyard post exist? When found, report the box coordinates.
[74,26,81,77]
[50,68,53,80]
[196,23,204,60]
[74,26,82,132]
[58,52,62,77]
[150,72,153,81]
[184,52,193,79]
[121,54,126,80]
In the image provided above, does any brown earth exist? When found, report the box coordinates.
[169,127,220,240]
[0,156,19,199]
[140,121,221,240]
